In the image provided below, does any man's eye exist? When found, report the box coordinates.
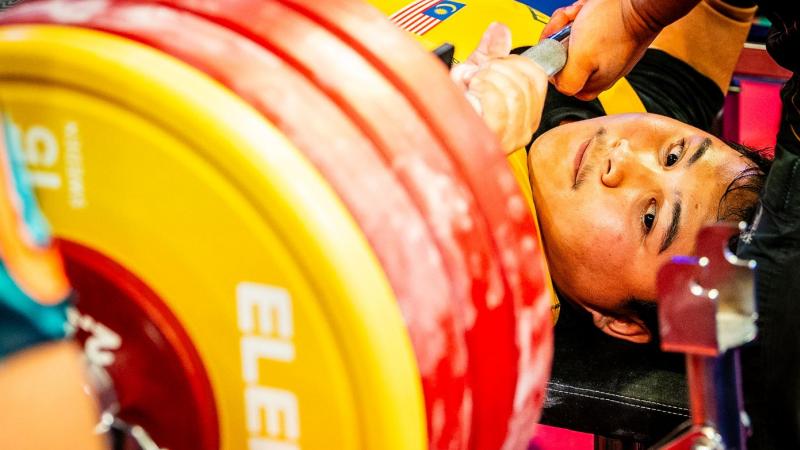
[643,201,657,234]
[665,139,685,167]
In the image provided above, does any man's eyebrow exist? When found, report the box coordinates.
[658,198,682,254]
[687,138,712,166]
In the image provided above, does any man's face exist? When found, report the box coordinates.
[528,113,752,321]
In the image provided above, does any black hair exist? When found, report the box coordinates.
[717,141,773,252]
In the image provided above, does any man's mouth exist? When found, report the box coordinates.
[572,128,605,189]
[573,138,591,184]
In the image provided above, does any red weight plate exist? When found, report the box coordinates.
[150,0,527,447]
[148,1,521,448]
[276,1,555,448]
[0,2,470,448]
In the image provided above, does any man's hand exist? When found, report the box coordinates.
[540,0,699,100]
[541,0,586,37]
[451,22,549,154]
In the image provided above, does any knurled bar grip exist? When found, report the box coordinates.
[521,25,570,77]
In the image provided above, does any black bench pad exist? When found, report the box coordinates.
[540,301,690,445]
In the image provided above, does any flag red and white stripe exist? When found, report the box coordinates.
[389,0,442,35]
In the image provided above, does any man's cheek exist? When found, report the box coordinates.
[584,223,629,266]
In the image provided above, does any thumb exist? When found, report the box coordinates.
[465,22,512,66]
[551,48,595,96]
[552,67,591,97]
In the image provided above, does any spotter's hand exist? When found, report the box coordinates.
[451,22,548,155]
[539,0,690,100]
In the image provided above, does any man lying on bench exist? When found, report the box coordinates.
[455,0,767,343]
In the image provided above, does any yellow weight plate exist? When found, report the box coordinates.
[372,0,545,63]
[371,0,645,113]
[0,24,426,450]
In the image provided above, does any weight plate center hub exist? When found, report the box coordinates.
[62,240,219,450]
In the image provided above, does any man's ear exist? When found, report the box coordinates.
[583,305,653,344]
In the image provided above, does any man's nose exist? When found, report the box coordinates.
[600,139,640,187]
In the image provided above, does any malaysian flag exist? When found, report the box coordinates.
[390,0,466,36]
